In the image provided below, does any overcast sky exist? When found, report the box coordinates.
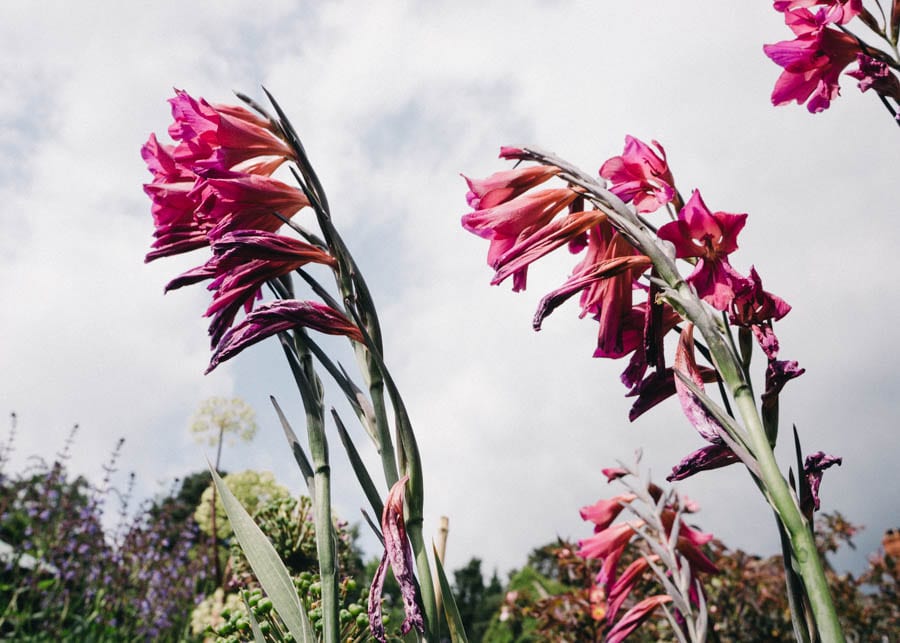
[2,1,898,581]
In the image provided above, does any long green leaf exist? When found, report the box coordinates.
[433,545,468,643]
[210,466,315,642]
[332,408,384,519]
[270,395,316,495]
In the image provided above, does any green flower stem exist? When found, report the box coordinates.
[526,147,844,642]
[292,332,340,643]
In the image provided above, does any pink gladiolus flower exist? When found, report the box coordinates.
[168,89,293,172]
[463,165,559,211]
[606,595,672,643]
[206,300,363,373]
[730,266,792,359]
[368,476,424,642]
[763,8,860,113]
[599,136,676,214]
[142,134,209,261]
[606,557,654,622]
[462,187,580,289]
[657,190,749,311]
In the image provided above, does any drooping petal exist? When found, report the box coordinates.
[667,443,741,481]
[491,210,605,290]
[606,556,654,622]
[206,300,362,372]
[673,324,724,443]
[463,165,560,210]
[580,493,637,532]
[368,475,424,641]
[802,451,843,513]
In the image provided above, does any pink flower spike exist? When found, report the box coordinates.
[605,595,672,643]
[368,476,424,642]
[463,165,559,210]
[206,300,362,373]
[657,190,749,310]
[600,136,676,214]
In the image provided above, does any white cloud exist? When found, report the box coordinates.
[1,0,897,585]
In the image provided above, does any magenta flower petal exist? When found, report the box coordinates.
[673,324,723,443]
[667,443,741,481]
[206,300,362,373]
[368,476,424,642]
[763,9,860,113]
[599,136,676,214]
[491,210,605,291]
[606,557,654,622]
[657,191,749,310]
[463,165,559,210]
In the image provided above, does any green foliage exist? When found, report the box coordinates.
[195,470,290,540]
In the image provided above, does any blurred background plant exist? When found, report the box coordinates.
[0,414,211,640]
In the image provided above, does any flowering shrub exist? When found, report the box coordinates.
[0,420,210,640]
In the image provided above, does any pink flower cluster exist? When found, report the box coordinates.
[462,137,797,479]
[578,468,717,642]
[763,0,900,114]
[142,91,362,371]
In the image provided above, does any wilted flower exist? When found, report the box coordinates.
[729,266,792,359]
[847,54,900,101]
[368,476,424,642]
[166,230,335,346]
[206,300,363,373]
[802,452,843,515]
[667,324,740,481]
